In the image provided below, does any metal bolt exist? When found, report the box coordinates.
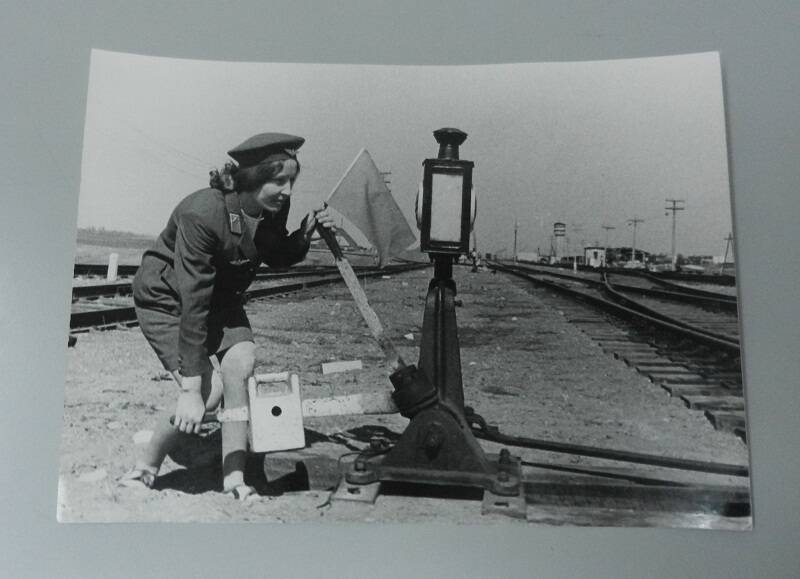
[425,431,443,451]
[497,471,509,482]
[499,448,511,464]
[354,459,366,472]
[424,423,444,450]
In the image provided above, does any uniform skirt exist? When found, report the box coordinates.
[133,254,253,372]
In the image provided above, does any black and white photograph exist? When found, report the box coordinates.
[58,49,750,527]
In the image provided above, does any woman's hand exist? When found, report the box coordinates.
[303,205,337,240]
[174,375,205,434]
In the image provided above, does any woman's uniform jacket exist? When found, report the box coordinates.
[133,187,310,376]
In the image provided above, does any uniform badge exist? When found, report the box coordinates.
[229,212,242,235]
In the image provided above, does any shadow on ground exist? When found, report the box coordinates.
[156,423,404,496]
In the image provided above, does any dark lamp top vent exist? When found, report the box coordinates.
[433,128,468,160]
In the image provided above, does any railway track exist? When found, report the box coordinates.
[507,263,737,311]
[70,262,429,333]
[71,264,404,301]
[66,260,750,525]
[73,262,365,282]
[488,261,746,441]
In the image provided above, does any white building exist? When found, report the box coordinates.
[712,254,735,264]
[584,246,606,268]
[517,251,544,263]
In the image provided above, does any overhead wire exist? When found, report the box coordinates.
[90,125,205,180]
[109,112,215,169]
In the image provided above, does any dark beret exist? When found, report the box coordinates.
[227,132,305,167]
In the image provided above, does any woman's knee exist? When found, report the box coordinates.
[205,370,224,411]
[219,341,256,378]
[171,369,221,410]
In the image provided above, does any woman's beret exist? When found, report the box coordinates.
[227,133,305,167]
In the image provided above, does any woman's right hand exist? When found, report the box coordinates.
[174,375,205,434]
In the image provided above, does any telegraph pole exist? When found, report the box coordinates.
[571,223,584,271]
[665,199,686,268]
[627,217,644,263]
[720,232,733,274]
[601,224,616,268]
[513,219,518,263]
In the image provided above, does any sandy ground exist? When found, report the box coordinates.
[58,265,750,525]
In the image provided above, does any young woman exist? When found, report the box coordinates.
[121,132,335,499]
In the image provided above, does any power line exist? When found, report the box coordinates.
[92,126,201,179]
[111,114,215,169]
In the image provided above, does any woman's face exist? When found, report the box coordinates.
[255,159,299,213]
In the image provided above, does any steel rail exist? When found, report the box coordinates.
[254,265,373,281]
[73,263,140,277]
[73,257,386,278]
[645,270,736,286]
[72,263,425,301]
[640,272,738,300]
[600,274,740,347]
[72,282,134,301]
[490,261,740,354]
[467,411,748,477]
[70,306,138,330]
[520,478,750,516]
[506,262,737,309]
[70,263,428,331]
[608,283,738,312]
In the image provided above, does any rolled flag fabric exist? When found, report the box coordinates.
[327,149,416,267]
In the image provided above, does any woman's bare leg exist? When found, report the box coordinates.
[133,368,222,473]
[218,341,255,491]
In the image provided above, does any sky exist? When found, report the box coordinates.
[77,50,733,257]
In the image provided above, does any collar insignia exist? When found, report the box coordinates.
[229,212,242,235]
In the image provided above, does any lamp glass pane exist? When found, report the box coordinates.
[429,172,464,243]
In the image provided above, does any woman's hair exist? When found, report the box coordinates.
[209,158,301,192]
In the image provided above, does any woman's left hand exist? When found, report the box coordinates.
[303,205,337,239]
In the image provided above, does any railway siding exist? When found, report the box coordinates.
[59,265,750,524]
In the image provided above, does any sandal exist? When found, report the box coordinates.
[118,467,157,489]
[224,484,257,501]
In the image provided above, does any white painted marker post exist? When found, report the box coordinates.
[107,253,119,281]
[322,360,363,375]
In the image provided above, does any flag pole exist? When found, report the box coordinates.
[315,217,406,372]
[318,148,423,377]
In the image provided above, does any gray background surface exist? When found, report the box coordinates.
[1,1,797,577]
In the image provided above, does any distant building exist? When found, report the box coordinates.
[712,254,735,264]
[573,247,654,269]
[686,255,714,266]
[607,246,651,264]
[516,251,543,263]
[583,246,606,268]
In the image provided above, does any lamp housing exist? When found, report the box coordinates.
[419,128,474,255]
